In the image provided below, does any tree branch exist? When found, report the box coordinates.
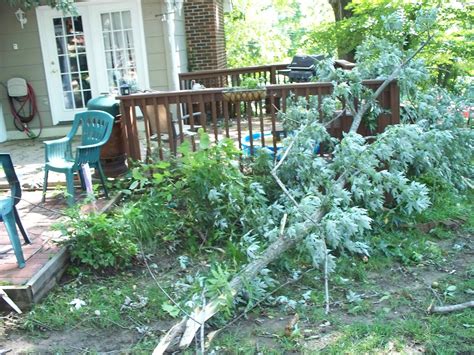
[428,300,474,314]
[349,33,434,133]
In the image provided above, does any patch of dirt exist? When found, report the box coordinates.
[411,217,465,234]
[1,328,138,354]
[302,331,344,352]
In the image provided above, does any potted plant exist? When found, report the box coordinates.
[222,77,266,103]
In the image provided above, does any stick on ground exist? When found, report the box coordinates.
[428,300,474,314]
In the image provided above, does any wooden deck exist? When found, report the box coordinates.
[118,80,400,162]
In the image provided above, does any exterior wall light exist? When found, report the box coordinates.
[15,8,27,30]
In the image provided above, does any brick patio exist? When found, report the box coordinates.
[0,138,118,292]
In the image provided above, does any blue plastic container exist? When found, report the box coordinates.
[241,132,282,158]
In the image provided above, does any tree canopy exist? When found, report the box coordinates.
[305,0,473,89]
[225,0,334,67]
[6,0,76,13]
[225,0,473,89]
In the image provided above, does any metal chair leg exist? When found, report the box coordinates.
[13,207,31,244]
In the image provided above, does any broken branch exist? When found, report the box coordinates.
[428,300,474,314]
[349,33,434,133]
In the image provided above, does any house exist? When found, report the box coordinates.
[0,0,230,141]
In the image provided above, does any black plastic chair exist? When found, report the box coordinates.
[0,154,31,268]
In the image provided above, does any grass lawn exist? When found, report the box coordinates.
[1,190,473,354]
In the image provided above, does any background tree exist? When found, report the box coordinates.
[6,0,76,12]
[225,0,334,68]
[304,0,473,90]
[328,0,355,60]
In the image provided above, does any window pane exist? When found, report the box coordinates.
[59,55,69,73]
[122,11,131,29]
[63,17,73,35]
[103,32,113,50]
[105,51,114,68]
[107,70,118,89]
[113,31,124,49]
[83,90,92,106]
[66,35,75,53]
[76,36,86,53]
[73,16,83,32]
[69,55,78,72]
[63,91,74,110]
[74,91,84,109]
[61,74,71,91]
[81,75,90,90]
[126,49,135,67]
[54,18,64,36]
[78,54,88,72]
[112,12,122,30]
[124,30,134,48]
[115,50,126,68]
[71,73,81,91]
[101,13,111,31]
[56,37,65,55]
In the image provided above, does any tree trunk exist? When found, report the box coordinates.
[328,0,355,61]
[329,0,352,22]
[154,211,325,354]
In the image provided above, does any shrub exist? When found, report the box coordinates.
[57,210,138,270]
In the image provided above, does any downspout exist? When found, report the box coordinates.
[163,0,180,91]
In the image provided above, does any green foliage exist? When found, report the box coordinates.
[56,209,138,270]
[7,0,77,13]
[306,0,473,89]
[113,134,264,256]
[239,77,265,89]
[244,18,473,300]
[224,0,334,67]
[57,131,270,270]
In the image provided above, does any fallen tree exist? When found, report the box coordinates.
[154,10,473,354]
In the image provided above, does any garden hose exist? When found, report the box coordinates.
[3,81,43,139]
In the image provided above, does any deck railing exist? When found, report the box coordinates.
[179,64,289,89]
[178,60,357,89]
[118,79,399,162]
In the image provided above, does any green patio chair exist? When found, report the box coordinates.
[0,153,30,268]
[42,110,115,206]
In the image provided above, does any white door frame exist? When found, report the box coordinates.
[36,0,149,124]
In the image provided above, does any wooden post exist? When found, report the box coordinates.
[270,66,277,85]
[390,80,400,124]
[120,101,141,161]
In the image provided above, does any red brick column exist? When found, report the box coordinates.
[184,0,227,71]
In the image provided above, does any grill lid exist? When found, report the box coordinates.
[288,54,325,70]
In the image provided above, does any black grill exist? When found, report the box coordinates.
[279,54,325,82]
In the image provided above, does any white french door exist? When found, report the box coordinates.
[37,0,149,124]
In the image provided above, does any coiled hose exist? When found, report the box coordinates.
[7,82,43,139]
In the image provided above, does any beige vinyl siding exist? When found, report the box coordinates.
[0,4,53,131]
[142,0,169,91]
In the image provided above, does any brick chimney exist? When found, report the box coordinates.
[184,0,227,71]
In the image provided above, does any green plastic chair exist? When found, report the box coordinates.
[0,153,30,268]
[42,110,115,206]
